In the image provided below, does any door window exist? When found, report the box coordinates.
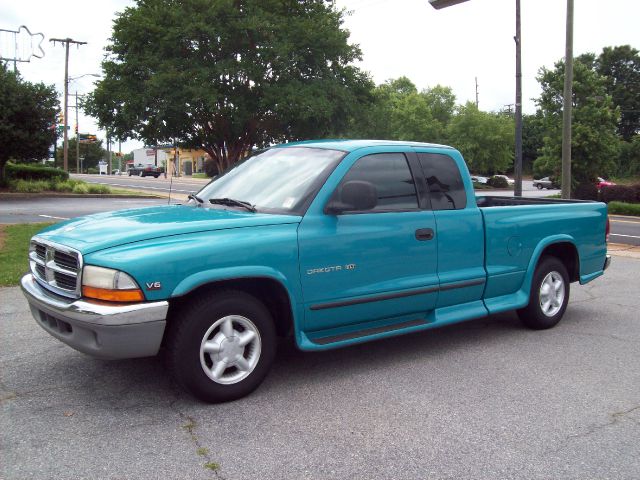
[336,153,418,212]
[418,153,467,210]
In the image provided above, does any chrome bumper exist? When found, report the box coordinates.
[604,254,612,271]
[21,274,168,359]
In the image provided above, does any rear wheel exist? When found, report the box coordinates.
[166,290,276,403]
[518,256,570,330]
[536,183,543,190]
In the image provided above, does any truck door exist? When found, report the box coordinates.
[298,151,439,334]
[415,151,486,308]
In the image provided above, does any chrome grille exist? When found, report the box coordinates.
[29,239,83,298]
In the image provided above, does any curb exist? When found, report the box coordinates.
[608,243,640,259]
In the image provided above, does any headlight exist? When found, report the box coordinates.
[82,265,144,302]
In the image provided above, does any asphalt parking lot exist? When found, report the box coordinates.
[1,256,639,480]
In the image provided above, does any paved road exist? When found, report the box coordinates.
[73,173,210,196]
[609,215,640,246]
[2,256,638,479]
[0,196,167,224]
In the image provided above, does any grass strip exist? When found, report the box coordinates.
[0,223,54,287]
[608,201,640,216]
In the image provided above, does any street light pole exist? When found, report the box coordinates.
[561,0,574,199]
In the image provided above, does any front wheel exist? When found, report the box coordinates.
[517,256,570,330]
[166,290,277,403]
[536,183,543,190]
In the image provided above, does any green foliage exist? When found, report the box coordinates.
[607,201,640,216]
[6,163,68,182]
[0,223,54,287]
[348,77,455,144]
[55,137,108,173]
[6,178,112,194]
[487,176,509,188]
[0,64,59,184]
[448,103,514,175]
[522,113,545,174]
[85,0,373,173]
[534,57,619,184]
[595,45,640,141]
[616,135,640,177]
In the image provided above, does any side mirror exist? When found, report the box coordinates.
[326,180,378,214]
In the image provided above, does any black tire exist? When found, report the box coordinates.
[154,174,160,178]
[517,256,570,330]
[536,183,543,190]
[128,170,132,176]
[165,290,277,403]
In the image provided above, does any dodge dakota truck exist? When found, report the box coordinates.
[21,140,611,403]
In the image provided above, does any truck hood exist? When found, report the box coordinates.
[35,204,302,254]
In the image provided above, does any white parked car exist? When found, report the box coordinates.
[471,175,489,184]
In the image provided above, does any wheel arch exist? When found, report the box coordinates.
[167,276,296,338]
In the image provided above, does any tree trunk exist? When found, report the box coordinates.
[0,159,8,186]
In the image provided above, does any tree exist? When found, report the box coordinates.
[0,63,59,184]
[85,0,373,173]
[348,77,455,144]
[522,112,545,175]
[447,102,514,175]
[54,137,107,173]
[534,57,619,184]
[595,45,640,141]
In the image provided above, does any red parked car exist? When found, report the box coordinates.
[596,177,616,190]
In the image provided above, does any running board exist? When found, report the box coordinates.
[311,319,427,346]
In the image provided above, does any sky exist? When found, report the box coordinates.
[3,0,639,154]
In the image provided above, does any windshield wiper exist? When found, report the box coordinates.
[188,193,204,204]
[209,197,256,212]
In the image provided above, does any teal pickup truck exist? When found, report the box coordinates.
[21,140,611,403]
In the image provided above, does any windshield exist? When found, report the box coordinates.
[196,147,345,214]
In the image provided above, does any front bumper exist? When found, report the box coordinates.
[21,274,168,359]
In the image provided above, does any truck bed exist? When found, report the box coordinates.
[476,195,594,208]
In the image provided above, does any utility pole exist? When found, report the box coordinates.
[475,77,479,108]
[49,38,87,172]
[561,0,574,199]
[514,0,523,197]
[75,91,80,173]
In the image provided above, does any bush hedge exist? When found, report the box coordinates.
[574,182,599,201]
[6,163,69,182]
[600,184,640,204]
[487,176,509,188]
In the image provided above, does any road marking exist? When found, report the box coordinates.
[39,215,70,220]
[610,233,640,239]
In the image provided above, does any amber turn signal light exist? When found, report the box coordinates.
[82,286,145,302]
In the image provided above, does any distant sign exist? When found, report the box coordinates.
[146,149,156,156]
[0,25,45,63]
[79,133,98,144]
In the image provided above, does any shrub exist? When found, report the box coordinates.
[10,179,50,193]
[6,163,69,182]
[71,183,89,194]
[574,182,599,201]
[87,167,99,174]
[600,184,639,204]
[607,201,640,216]
[487,176,509,188]
[87,184,111,194]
